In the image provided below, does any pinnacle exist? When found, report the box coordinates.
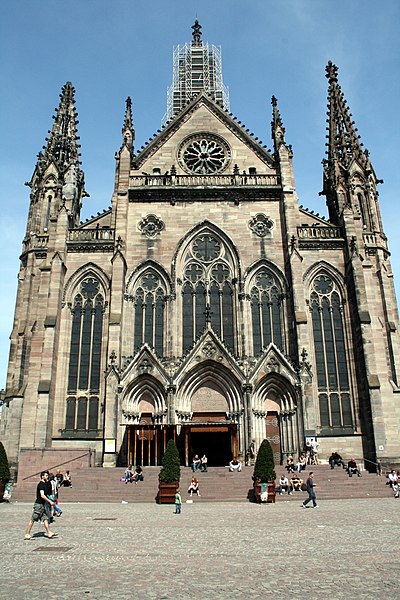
[38,81,81,172]
[271,95,286,146]
[121,96,134,151]
[325,61,366,170]
[325,61,338,83]
[191,19,202,46]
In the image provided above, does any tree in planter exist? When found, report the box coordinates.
[159,439,181,483]
[252,439,276,483]
[0,441,10,484]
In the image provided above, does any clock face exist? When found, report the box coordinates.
[178,133,231,175]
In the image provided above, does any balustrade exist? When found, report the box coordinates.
[129,173,279,187]
[68,227,115,242]
[297,226,342,239]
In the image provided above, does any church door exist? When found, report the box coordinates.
[266,411,281,465]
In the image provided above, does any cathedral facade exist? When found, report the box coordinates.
[2,22,400,474]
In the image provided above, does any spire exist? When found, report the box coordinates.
[40,81,81,172]
[121,96,134,151]
[271,96,286,150]
[191,19,202,46]
[322,62,383,229]
[325,61,367,172]
[27,81,86,232]
[164,21,229,123]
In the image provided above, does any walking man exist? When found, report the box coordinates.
[24,471,58,540]
[301,471,318,509]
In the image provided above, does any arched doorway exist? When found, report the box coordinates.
[182,380,238,467]
[124,390,167,467]
[254,372,299,465]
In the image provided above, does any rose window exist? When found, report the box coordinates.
[179,134,230,174]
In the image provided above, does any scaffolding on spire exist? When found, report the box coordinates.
[164,21,230,124]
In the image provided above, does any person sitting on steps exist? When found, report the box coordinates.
[387,470,398,488]
[188,476,201,497]
[62,470,72,487]
[200,454,208,472]
[290,473,303,492]
[278,474,292,495]
[286,455,295,474]
[133,465,144,484]
[124,465,134,484]
[347,458,362,477]
[329,452,346,469]
[296,454,307,472]
[191,455,201,472]
[229,457,242,472]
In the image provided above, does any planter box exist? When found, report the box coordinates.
[157,481,179,504]
[254,480,276,503]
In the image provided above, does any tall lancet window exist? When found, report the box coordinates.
[250,270,284,355]
[310,274,353,430]
[182,234,235,353]
[65,277,104,433]
[133,270,165,357]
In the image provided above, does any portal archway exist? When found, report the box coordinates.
[253,373,299,464]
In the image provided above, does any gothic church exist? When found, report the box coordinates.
[2,22,400,476]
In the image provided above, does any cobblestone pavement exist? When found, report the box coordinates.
[0,498,398,599]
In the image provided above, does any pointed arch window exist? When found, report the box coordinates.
[250,270,284,355]
[133,270,166,357]
[310,274,353,430]
[182,234,235,353]
[65,277,103,434]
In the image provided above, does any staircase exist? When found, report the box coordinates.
[11,463,393,503]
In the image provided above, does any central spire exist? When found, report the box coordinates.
[164,21,229,123]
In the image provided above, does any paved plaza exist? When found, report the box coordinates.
[0,498,398,599]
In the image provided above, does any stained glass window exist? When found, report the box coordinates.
[250,270,284,355]
[182,234,235,352]
[133,270,166,357]
[310,274,353,430]
[65,277,104,433]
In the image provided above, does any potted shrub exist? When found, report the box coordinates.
[252,439,276,503]
[0,441,10,502]
[157,439,181,504]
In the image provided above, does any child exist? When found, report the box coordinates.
[174,488,182,514]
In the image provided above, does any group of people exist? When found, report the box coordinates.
[123,465,144,484]
[191,454,208,472]
[25,468,72,540]
[277,472,305,495]
[285,454,307,473]
[329,452,362,477]
[279,470,319,508]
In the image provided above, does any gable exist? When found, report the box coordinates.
[133,98,276,177]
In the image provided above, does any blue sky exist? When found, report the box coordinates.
[1,0,399,389]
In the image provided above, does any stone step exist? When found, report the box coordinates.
[12,465,392,503]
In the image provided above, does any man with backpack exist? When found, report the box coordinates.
[301,471,319,509]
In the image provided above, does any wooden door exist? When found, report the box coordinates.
[265,412,281,465]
